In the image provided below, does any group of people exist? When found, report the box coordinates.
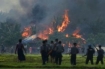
[85,45,104,65]
[40,39,64,65]
[14,39,104,65]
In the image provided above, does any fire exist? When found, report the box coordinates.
[22,27,31,38]
[57,10,70,32]
[38,27,54,40]
[48,27,54,34]
[65,34,69,38]
[73,29,82,38]
[73,29,86,43]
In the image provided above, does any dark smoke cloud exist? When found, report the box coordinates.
[0,0,105,37]
[5,0,65,26]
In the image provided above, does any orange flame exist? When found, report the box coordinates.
[73,29,86,43]
[73,29,82,38]
[57,10,70,32]
[22,27,31,38]
[38,27,54,40]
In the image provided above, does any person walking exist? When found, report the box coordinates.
[15,39,26,61]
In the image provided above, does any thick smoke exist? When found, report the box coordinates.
[2,0,65,27]
[0,0,105,36]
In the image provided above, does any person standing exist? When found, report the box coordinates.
[40,40,48,65]
[55,41,64,65]
[70,43,79,65]
[54,39,59,62]
[15,39,26,61]
[44,39,50,63]
[96,45,104,65]
[29,47,32,54]
[1,44,5,54]
[48,41,55,63]
[85,45,95,65]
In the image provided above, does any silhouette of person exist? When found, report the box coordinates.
[44,39,50,63]
[48,41,55,63]
[1,44,5,53]
[40,40,48,65]
[54,39,59,62]
[70,43,79,65]
[55,41,64,65]
[96,45,104,65]
[15,39,26,61]
[85,45,95,65]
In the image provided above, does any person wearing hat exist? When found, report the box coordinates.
[85,45,95,65]
[96,45,104,65]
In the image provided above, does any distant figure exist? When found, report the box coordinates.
[55,41,64,65]
[40,40,48,65]
[85,45,95,65]
[68,47,71,54]
[24,45,28,53]
[15,39,26,61]
[11,46,14,54]
[81,47,85,54]
[70,43,79,65]
[1,44,5,53]
[96,45,104,65]
[29,47,32,54]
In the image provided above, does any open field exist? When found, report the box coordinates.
[0,54,105,69]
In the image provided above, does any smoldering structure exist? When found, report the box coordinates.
[0,0,105,44]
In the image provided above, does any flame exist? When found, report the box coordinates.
[73,29,82,38]
[57,10,70,32]
[38,27,54,40]
[73,29,86,43]
[65,34,69,38]
[22,27,31,38]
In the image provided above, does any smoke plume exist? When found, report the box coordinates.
[0,0,105,36]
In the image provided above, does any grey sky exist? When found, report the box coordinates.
[0,0,19,12]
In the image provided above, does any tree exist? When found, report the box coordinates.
[0,21,22,46]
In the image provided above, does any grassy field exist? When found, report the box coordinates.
[0,54,105,69]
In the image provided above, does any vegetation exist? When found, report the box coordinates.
[0,21,22,46]
[0,54,105,69]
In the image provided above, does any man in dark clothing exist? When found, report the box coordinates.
[40,40,48,65]
[96,45,104,65]
[85,45,95,64]
[44,40,50,63]
[15,39,26,61]
[70,43,79,65]
[54,39,59,62]
[55,41,64,65]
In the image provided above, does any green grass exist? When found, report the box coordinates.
[0,54,105,69]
